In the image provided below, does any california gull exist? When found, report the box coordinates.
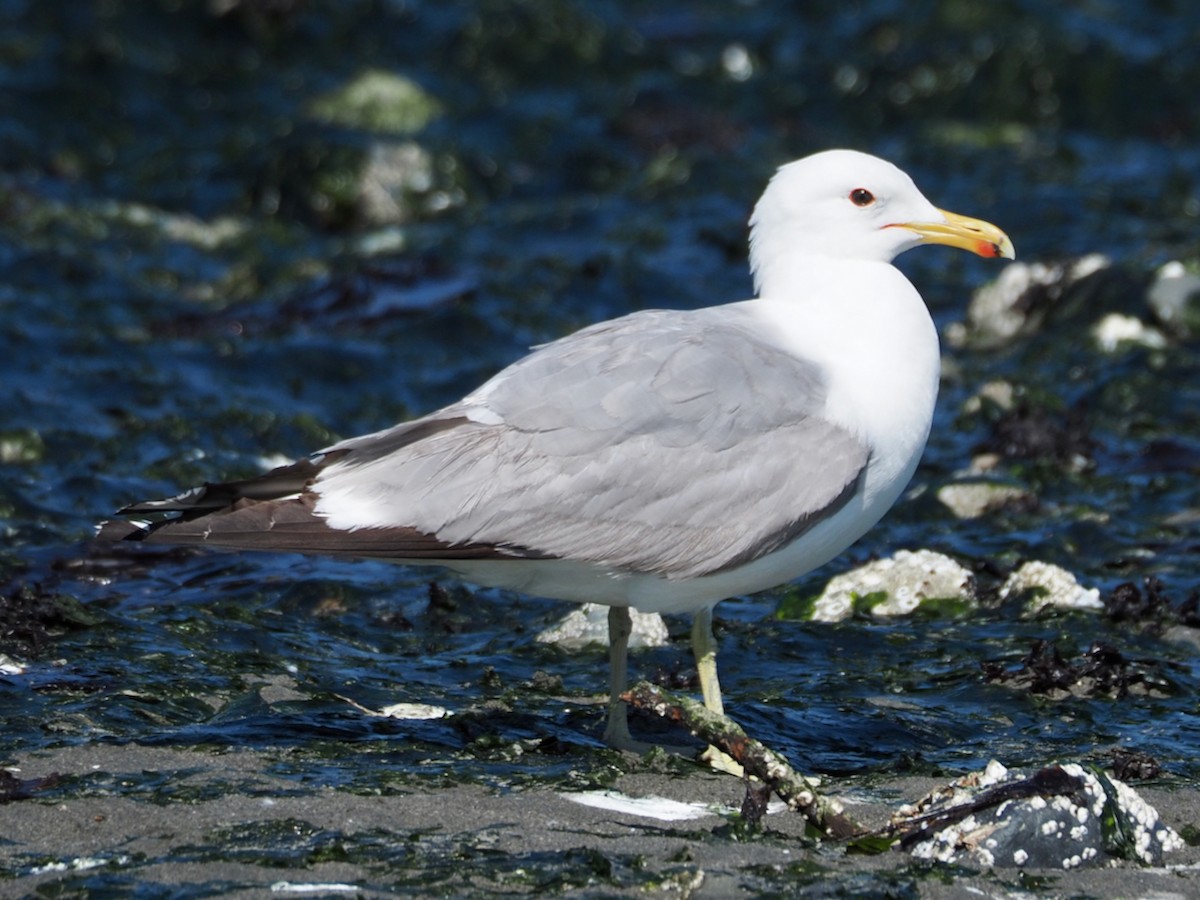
[101,149,1014,756]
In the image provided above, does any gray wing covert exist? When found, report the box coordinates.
[318,307,870,579]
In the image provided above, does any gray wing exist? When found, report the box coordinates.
[313,306,870,579]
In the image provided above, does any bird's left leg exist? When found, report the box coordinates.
[692,606,745,777]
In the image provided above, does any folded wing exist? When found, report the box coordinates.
[107,306,869,580]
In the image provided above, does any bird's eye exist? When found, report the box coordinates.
[849,188,875,207]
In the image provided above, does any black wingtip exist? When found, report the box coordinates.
[95,518,153,542]
[117,485,211,516]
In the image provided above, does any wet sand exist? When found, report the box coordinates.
[2,744,1197,897]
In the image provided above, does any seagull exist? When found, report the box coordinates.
[102,149,1013,757]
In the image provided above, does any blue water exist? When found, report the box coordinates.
[2,1,1198,793]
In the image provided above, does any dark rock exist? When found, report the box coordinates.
[977,402,1096,466]
[1105,577,1175,628]
[1105,577,1200,635]
[982,639,1177,699]
[0,584,103,657]
[1108,748,1162,782]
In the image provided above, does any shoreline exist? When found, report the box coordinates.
[3,743,1197,897]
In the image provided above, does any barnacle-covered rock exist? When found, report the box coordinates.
[804,549,976,622]
[1000,560,1102,614]
[896,760,1183,868]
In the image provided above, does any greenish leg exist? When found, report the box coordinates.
[692,606,744,776]
[691,605,725,715]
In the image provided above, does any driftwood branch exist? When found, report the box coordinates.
[622,681,866,840]
[622,682,1186,867]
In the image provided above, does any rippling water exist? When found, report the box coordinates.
[1,2,1198,889]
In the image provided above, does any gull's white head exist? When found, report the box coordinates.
[748,149,1014,295]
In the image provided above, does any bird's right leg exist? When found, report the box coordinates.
[602,604,640,751]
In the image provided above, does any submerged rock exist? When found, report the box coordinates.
[897,759,1184,868]
[308,69,443,135]
[1146,260,1200,337]
[936,480,1036,519]
[356,140,440,225]
[960,379,1017,415]
[1091,311,1168,352]
[536,602,669,650]
[806,549,975,623]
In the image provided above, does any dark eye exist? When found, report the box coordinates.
[849,188,875,207]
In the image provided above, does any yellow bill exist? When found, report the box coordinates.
[896,209,1016,260]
